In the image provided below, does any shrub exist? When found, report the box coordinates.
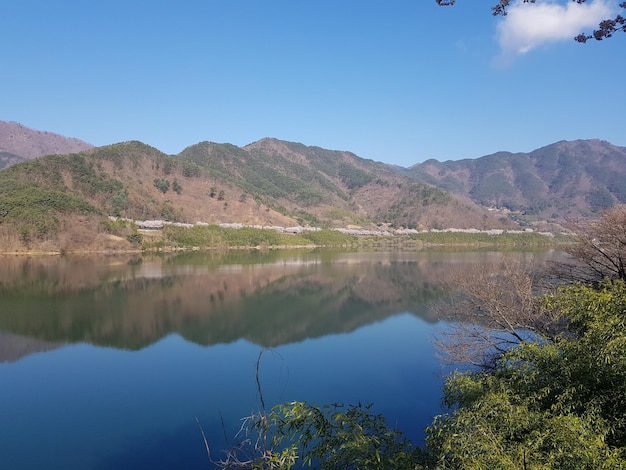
[154,178,170,194]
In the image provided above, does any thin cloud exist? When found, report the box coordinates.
[495,0,615,63]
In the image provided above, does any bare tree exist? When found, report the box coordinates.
[551,204,626,286]
[434,257,561,369]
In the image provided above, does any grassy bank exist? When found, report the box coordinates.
[149,225,359,250]
[407,231,571,247]
[143,225,569,251]
[0,216,571,254]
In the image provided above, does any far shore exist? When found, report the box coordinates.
[0,221,572,256]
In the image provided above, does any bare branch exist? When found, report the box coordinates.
[433,257,560,369]
[549,205,626,286]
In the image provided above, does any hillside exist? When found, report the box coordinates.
[405,139,626,222]
[4,121,625,253]
[0,121,93,168]
[0,138,505,252]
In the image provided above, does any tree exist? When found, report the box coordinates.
[436,0,626,42]
[172,178,182,195]
[426,280,626,468]
[153,178,170,194]
[551,204,626,285]
[433,257,561,369]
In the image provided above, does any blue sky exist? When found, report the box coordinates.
[3,0,624,167]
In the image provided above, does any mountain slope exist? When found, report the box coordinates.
[0,137,509,252]
[0,120,93,168]
[16,121,626,255]
[0,151,24,169]
[405,139,626,221]
[180,137,500,229]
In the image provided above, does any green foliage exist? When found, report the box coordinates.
[160,203,175,221]
[160,225,358,249]
[93,141,160,167]
[293,210,320,227]
[126,232,143,244]
[153,178,170,194]
[338,163,373,189]
[182,161,201,178]
[409,231,559,247]
[301,229,356,246]
[295,187,325,206]
[7,153,124,199]
[270,402,424,470]
[100,219,143,245]
[110,189,129,217]
[179,141,346,208]
[67,155,124,196]
[162,158,175,175]
[0,167,99,243]
[427,384,621,469]
[162,225,281,248]
[172,179,182,195]
[426,280,626,467]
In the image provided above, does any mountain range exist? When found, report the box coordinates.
[405,139,626,221]
[1,120,625,252]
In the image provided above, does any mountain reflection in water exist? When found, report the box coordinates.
[0,250,487,358]
[0,249,558,470]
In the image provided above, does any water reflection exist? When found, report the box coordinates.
[0,249,558,469]
[0,250,508,359]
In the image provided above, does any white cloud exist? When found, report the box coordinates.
[495,0,616,62]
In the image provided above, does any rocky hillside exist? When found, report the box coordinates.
[0,121,93,168]
[405,139,626,222]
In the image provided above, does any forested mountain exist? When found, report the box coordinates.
[2,120,626,253]
[0,137,505,252]
[405,139,626,221]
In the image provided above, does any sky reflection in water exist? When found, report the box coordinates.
[0,250,549,469]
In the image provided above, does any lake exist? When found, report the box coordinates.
[0,249,555,469]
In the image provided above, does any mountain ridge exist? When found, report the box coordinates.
[405,138,626,220]
[1,120,624,253]
[0,121,93,168]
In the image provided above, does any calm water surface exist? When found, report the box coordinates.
[0,249,555,469]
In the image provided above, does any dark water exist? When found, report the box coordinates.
[0,249,555,469]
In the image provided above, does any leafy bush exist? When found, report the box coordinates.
[126,232,143,244]
[270,402,423,469]
[426,281,626,468]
